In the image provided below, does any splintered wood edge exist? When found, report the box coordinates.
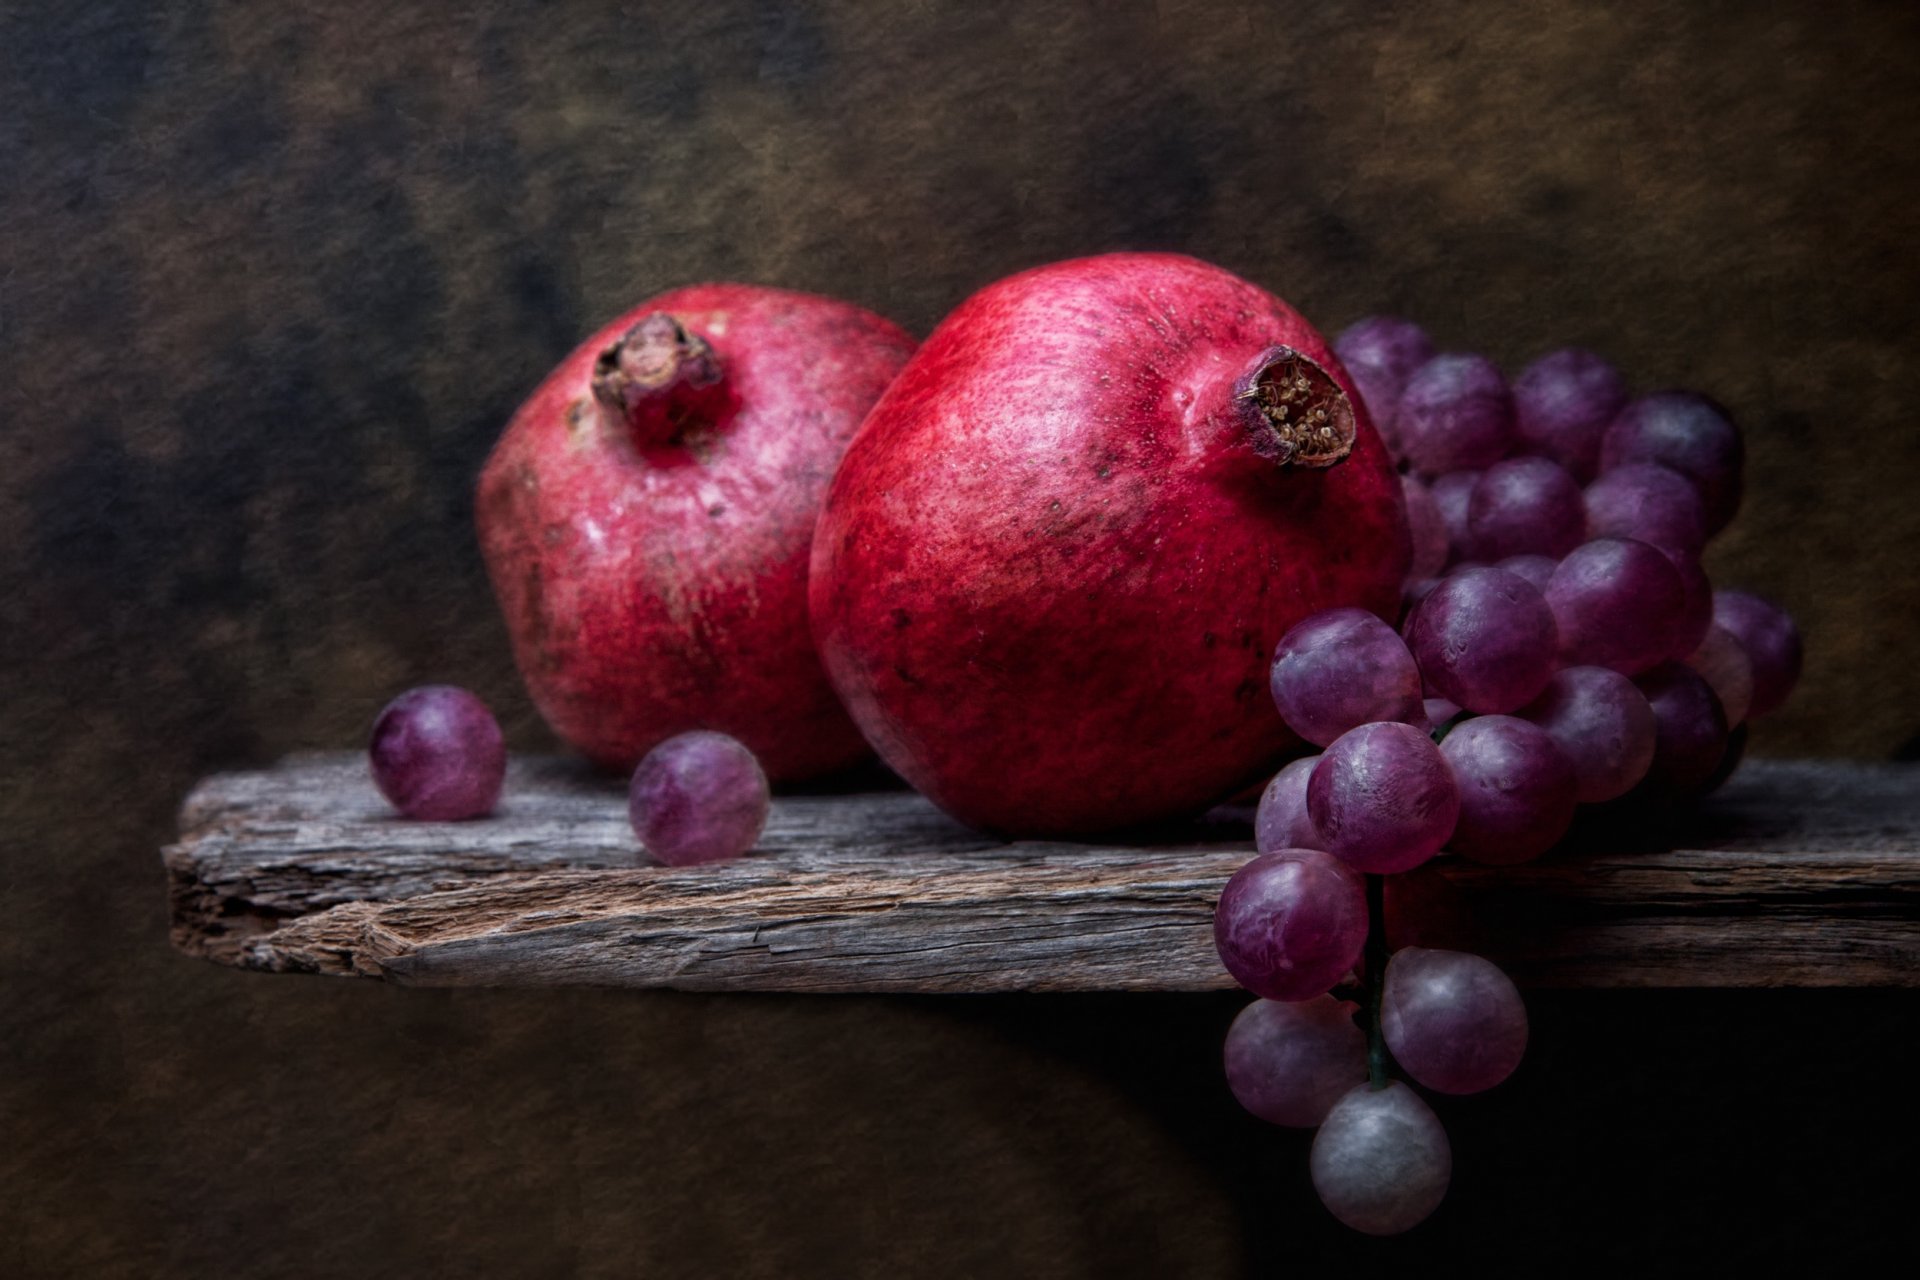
[164,754,1920,992]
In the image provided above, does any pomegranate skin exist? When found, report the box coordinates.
[810,254,1409,835]
[478,283,915,780]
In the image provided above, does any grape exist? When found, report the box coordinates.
[1404,567,1558,713]
[1402,474,1450,580]
[1213,849,1368,1000]
[1429,470,1481,560]
[1223,995,1367,1127]
[1712,590,1804,717]
[1543,538,1686,675]
[1395,354,1514,475]
[628,731,771,865]
[1702,723,1749,794]
[1495,554,1557,594]
[1310,1082,1451,1235]
[1635,663,1731,797]
[368,685,507,820]
[1423,696,1462,728]
[1518,665,1658,802]
[1466,456,1587,560]
[1308,723,1461,874]
[1381,948,1529,1094]
[1335,316,1434,454]
[1665,552,1715,661]
[1583,462,1708,561]
[1439,715,1577,864]
[1270,608,1425,746]
[1600,391,1745,533]
[1511,347,1629,480]
[1688,624,1755,727]
[1254,756,1322,854]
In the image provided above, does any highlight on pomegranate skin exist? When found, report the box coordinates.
[1213,849,1370,1002]
[809,253,1409,837]
[368,685,507,821]
[1224,995,1367,1128]
[627,730,771,866]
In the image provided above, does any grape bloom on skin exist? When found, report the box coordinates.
[368,685,507,821]
[628,731,771,866]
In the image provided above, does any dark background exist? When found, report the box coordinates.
[4,0,1917,1274]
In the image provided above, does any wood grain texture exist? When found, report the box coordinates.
[165,753,1920,992]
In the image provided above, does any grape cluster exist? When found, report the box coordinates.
[1218,316,1805,1235]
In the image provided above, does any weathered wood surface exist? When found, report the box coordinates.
[165,753,1920,992]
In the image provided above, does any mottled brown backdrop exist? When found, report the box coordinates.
[3,1,1916,1275]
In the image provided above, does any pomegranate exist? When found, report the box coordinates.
[809,253,1409,835]
[478,284,914,780]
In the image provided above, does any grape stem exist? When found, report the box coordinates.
[1364,872,1391,1090]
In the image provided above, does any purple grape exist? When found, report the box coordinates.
[1438,715,1577,864]
[1335,316,1434,454]
[1395,354,1514,476]
[1495,554,1557,593]
[1712,590,1804,718]
[1429,470,1481,562]
[1405,567,1558,713]
[1255,756,1322,854]
[1688,624,1754,727]
[1307,723,1461,874]
[1310,1082,1451,1235]
[1519,665,1657,802]
[1635,663,1731,797]
[1703,723,1749,795]
[1511,347,1629,480]
[1423,696,1462,728]
[1583,462,1709,560]
[1666,552,1715,661]
[368,685,507,820]
[1600,391,1745,533]
[1213,849,1369,1001]
[1271,608,1425,747]
[1543,538,1686,675]
[1466,456,1587,560]
[1402,474,1450,580]
[628,731,770,865]
[1381,948,1528,1095]
[1224,995,1367,1127]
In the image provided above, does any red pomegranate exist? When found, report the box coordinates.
[809,254,1409,835]
[478,283,915,780]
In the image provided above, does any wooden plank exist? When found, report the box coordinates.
[163,753,1920,992]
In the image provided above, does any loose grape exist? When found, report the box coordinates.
[1466,456,1587,560]
[1583,462,1708,561]
[1213,849,1369,1001]
[1495,554,1558,594]
[1402,474,1451,580]
[1405,567,1559,713]
[1308,723,1461,874]
[1254,756,1322,854]
[1271,608,1425,747]
[1688,625,1755,727]
[1382,948,1529,1094]
[1635,663,1731,797]
[368,685,507,821]
[1712,590,1804,718]
[1518,665,1658,802]
[628,731,771,865]
[1335,316,1435,455]
[1223,995,1367,1127]
[1310,1081,1451,1235]
[1439,715,1577,864]
[1543,539,1686,675]
[1600,391,1745,534]
[1511,347,1629,480]
[1395,354,1514,475]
